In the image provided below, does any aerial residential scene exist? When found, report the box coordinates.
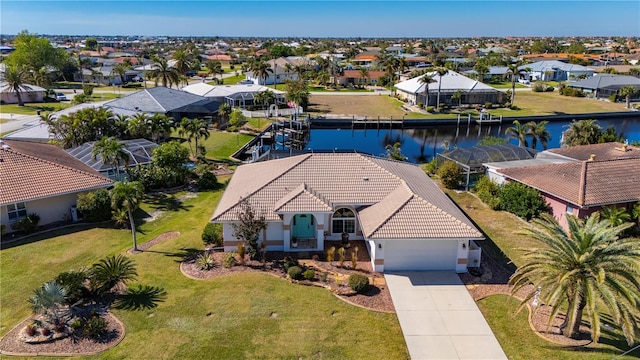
[1,0,640,359]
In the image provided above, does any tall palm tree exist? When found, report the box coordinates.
[509,213,640,344]
[562,119,602,147]
[179,118,210,158]
[172,48,194,86]
[205,60,224,84]
[419,73,436,108]
[254,89,275,119]
[92,137,130,180]
[112,61,132,85]
[358,67,369,88]
[618,85,638,109]
[111,181,145,251]
[149,56,180,88]
[433,67,449,110]
[148,113,173,143]
[473,62,489,82]
[90,255,138,295]
[505,60,528,104]
[217,103,232,125]
[4,65,32,106]
[526,120,551,150]
[251,60,273,86]
[505,120,530,147]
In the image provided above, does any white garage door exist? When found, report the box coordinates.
[385,240,458,271]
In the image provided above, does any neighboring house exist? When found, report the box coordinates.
[463,66,509,81]
[490,142,640,230]
[204,54,233,65]
[211,153,484,273]
[352,53,380,67]
[104,87,220,121]
[0,82,46,104]
[522,60,595,82]
[182,83,286,110]
[0,140,113,232]
[66,138,158,180]
[245,57,307,85]
[394,70,504,107]
[336,70,386,86]
[567,74,640,99]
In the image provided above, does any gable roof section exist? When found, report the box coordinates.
[546,142,640,161]
[0,148,113,205]
[498,158,640,207]
[395,71,498,95]
[273,183,333,213]
[568,74,640,90]
[104,87,208,113]
[212,153,482,240]
[1,140,100,175]
[523,60,593,73]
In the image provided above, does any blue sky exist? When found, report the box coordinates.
[2,1,639,37]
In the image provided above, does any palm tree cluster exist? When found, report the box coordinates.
[178,117,210,158]
[510,213,640,345]
[505,120,552,150]
[3,65,33,106]
[148,56,181,88]
[44,108,173,148]
[92,137,130,180]
[561,119,622,147]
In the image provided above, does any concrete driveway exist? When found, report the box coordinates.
[385,271,507,360]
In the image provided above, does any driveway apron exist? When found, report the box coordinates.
[385,271,507,360]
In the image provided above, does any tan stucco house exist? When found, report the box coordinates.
[211,153,484,273]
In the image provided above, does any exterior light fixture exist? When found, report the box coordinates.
[462,243,466,249]
[378,243,382,249]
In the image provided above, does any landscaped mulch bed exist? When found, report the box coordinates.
[0,313,124,356]
[181,241,395,313]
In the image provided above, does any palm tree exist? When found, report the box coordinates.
[179,118,210,158]
[505,120,530,147]
[316,70,330,88]
[418,73,436,108]
[473,62,489,82]
[205,60,224,84]
[397,57,408,80]
[599,206,632,227]
[433,67,449,110]
[29,281,69,325]
[509,213,640,344]
[90,255,138,295]
[526,121,551,150]
[149,56,180,88]
[148,113,173,143]
[254,89,275,119]
[92,137,130,180]
[251,60,273,86]
[217,103,232,126]
[172,49,194,86]
[358,67,369,88]
[4,65,32,106]
[127,113,150,139]
[112,62,132,85]
[505,60,528,104]
[111,181,145,251]
[562,119,602,147]
[618,85,638,109]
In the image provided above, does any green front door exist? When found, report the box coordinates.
[292,214,315,239]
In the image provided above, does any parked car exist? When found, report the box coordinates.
[55,93,68,101]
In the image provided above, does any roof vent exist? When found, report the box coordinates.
[615,144,628,152]
[1,145,10,150]
[588,154,596,161]
[362,176,369,181]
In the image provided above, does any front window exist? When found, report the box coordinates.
[7,202,27,222]
[566,205,574,215]
[332,208,355,234]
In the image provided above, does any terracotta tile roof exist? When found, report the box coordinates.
[212,153,482,240]
[1,140,101,175]
[498,158,640,207]
[547,142,640,161]
[0,148,113,205]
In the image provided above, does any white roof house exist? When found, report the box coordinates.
[394,70,504,107]
[522,60,595,81]
[211,153,484,273]
[182,83,287,109]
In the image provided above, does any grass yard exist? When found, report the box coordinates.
[0,190,408,359]
[488,82,527,89]
[196,130,255,161]
[478,295,640,360]
[306,90,630,119]
[0,102,71,115]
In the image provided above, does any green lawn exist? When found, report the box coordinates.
[177,131,255,161]
[308,86,374,93]
[0,102,71,115]
[0,190,408,359]
[489,82,527,89]
[478,295,640,360]
[210,74,246,85]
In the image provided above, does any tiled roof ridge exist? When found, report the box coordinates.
[304,183,333,209]
[367,182,414,237]
[356,153,403,181]
[1,148,112,183]
[146,88,167,112]
[212,154,312,220]
[412,193,479,234]
[578,161,588,206]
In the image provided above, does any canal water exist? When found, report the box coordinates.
[277,116,640,163]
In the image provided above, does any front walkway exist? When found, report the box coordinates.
[385,271,507,360]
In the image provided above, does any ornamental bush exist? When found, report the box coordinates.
[202,223,223,247]
[77,188,112,222]
[437,161,463,189]
[348,274,370,294]
[473,176,501,210]
[303,269,315,281]
[499,182,548,220]
[11,213,40,234]
[197,172,218,191]
[287,266,303,280]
